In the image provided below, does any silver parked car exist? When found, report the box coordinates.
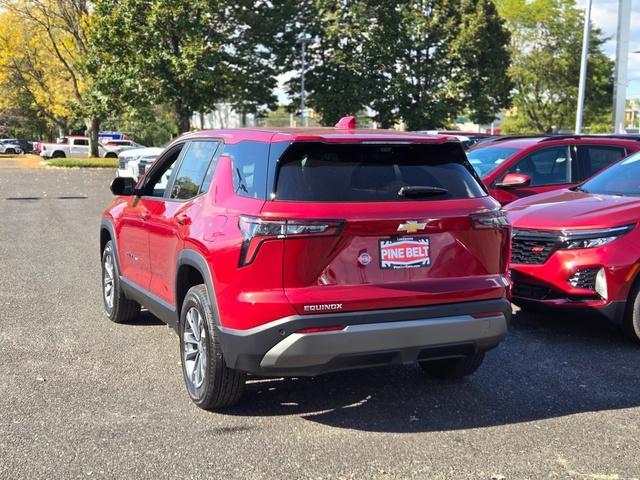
[0,139,23,154]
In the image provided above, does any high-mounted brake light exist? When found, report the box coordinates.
[334,116,356,129]
[238,216,344,266]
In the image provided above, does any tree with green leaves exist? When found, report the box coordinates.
[286,0,512,129]
[496,0,614,133]
[88,0,286,134]
[282,1,375,126]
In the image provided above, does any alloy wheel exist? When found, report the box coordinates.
[103,253,114,310]
[183,307,207,389]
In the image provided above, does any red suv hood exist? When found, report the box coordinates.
[505,189,640,230]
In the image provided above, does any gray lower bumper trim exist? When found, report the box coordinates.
[260,314,507,371]
[217,298,511,376]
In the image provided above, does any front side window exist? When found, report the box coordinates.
[170,141,219,200]
[506,146,571,186]
[466,146,519,177]
[74,139,89,146]
[142,145,184,197]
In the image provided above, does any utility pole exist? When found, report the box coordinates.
[297,35,312,127]
[575,0,592,134]
[613,0,632,133]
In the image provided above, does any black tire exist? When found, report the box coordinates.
[105,153,117,158]
[179,284,246,409]
[420,352,485,379]
[5,148,15,154]
[52,151,65,158]
[101,240,140,323]
[623,283,640,343]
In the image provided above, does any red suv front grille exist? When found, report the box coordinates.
[511,230,560,265]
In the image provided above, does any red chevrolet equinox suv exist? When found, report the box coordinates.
[100,119,512,409]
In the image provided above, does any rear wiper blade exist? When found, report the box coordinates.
[398,185,448,197]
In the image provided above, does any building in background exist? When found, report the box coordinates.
[191,104,257,130]
[625,99,640,133]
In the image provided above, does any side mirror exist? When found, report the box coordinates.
[110,176,137,196]
[496,173,531,189]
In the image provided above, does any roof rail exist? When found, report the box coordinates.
[539,134,640,142]
[483,134,555,143]
[484,134,640,144]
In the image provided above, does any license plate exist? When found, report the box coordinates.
[379,237,430,269]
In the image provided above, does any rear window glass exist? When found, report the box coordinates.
[274,143,485,202]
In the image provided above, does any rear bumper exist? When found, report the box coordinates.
[217,298,511,376]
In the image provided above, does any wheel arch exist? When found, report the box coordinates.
[621,261,640,320]
[100,219,121,271]
[176,249,220,327]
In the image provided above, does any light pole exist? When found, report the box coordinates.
[613,0,632,133]
[297,35,312,127]
[575,0,592,134]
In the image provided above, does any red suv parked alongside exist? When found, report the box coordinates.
[100,119,511,409]
[506,150,640,342]
[467,135,640,205]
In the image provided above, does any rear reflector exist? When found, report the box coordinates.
[296,326,345,334]
[471,311,503,319]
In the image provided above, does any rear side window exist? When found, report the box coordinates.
[74,139,89,146]
[274,142,485,202]
[577,145,626,180]
[223,141,269,199]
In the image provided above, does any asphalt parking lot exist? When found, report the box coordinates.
[2,164,640,480]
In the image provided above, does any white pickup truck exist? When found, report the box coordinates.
[40,136,119,159]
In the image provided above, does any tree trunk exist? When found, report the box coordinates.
[176,103,191,134]
[58,124,69,138]
[85,117,100,157]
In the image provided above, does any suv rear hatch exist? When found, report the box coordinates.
[251,141,510,315]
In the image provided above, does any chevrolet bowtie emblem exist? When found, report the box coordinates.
[397,221,427,233]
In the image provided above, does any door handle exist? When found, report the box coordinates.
[176,213,191,226]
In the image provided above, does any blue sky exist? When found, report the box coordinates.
[591,0,640,99]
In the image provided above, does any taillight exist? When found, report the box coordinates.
[469,210,510,230]
[238,216,343,266]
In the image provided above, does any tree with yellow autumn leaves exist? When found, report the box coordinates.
[0,0,111,155]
